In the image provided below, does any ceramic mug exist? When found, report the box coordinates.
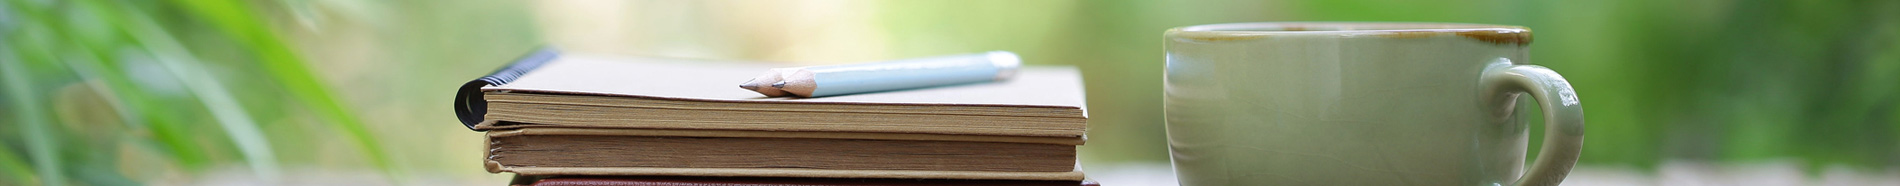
[1163,22,1584,186]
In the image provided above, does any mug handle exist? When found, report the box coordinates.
[1480,59,1584,186]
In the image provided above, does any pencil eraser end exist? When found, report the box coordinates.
[987,51,1021,80]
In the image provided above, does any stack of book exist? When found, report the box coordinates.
[455,49,1097,186]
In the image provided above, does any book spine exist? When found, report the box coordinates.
[456,47,560,131]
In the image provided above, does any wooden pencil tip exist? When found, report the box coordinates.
[739,79,761,90]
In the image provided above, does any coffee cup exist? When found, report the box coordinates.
[1163,22,1584,186]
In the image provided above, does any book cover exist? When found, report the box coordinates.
[524,176,1100,186]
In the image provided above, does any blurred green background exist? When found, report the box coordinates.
[2,0,1896,185]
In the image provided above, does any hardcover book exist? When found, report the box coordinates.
[484,128,1086,181]
[517,176,1100,186]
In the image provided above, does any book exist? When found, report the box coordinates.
[462,48,1092,181]
[484,128,1086,181]
[517,176,1101,186]
[453,48,1089,137]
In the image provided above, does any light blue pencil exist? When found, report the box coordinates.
[764,51,1020,97]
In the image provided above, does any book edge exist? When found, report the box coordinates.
[495,167,1086,181]
[487,128,1085,145]
[482,88,1086,110]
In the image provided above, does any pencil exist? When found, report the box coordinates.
[767,51,1020,97]
[737,68,796,97]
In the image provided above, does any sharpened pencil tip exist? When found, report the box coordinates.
[739,79,761,90]
[771,82,786,88]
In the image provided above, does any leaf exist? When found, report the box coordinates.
[5,0,216,173]
[0,147,39,185]
[1,31,66,186]
[164,0,401,178]
[74,0,285,180]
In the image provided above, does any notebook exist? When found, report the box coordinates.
[514,176,1101,186]
[453,48,1089,137]
[484,128,1085,180]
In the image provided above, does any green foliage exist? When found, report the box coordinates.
[1,41,63,186]
[1,0,399,184]
[165,0,400,178]
[0,0,1893,184]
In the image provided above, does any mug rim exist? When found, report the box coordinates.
[1166,22,1532,45]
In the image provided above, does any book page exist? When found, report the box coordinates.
[486,53,1086,109]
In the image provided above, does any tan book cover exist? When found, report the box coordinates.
[483,128,1085,181]
[523,176,1099,186]
[455,49,1089,137]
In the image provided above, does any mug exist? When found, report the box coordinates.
[1162,22,1583,186]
